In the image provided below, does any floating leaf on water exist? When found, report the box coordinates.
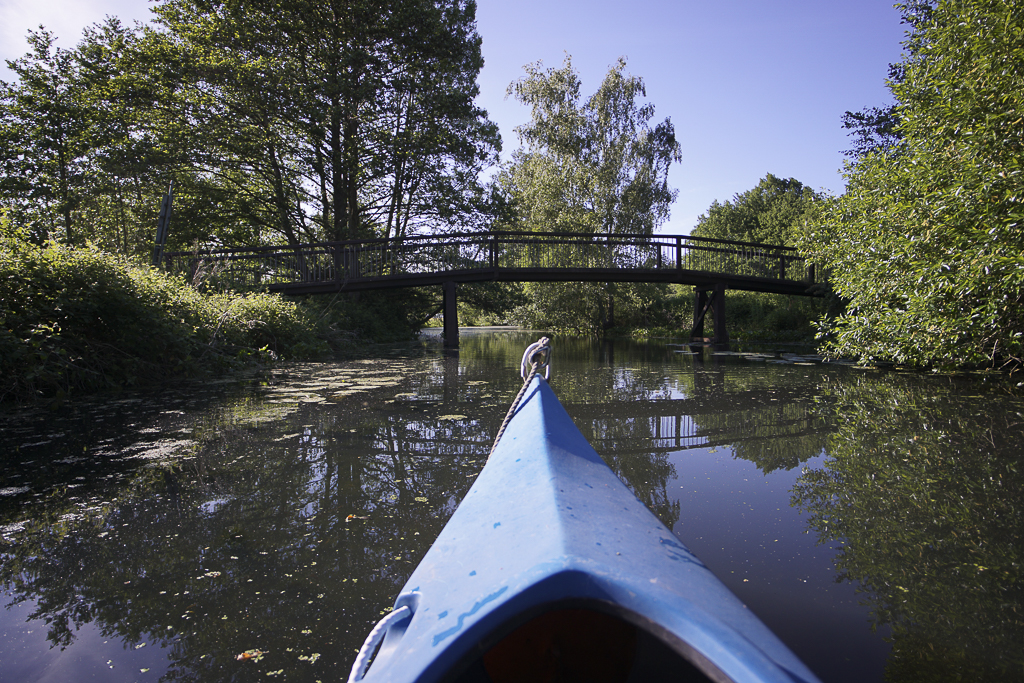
[0,487,30,497]
[236,649,265,662]
[414,497,428,502]
[328,391,363,399]
[437,415,467,421]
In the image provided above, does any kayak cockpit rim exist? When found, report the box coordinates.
[421,597,733,683]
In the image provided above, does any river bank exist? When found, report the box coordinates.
[0,230,438,405]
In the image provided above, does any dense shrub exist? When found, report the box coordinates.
[802,0,1024,370]
[0,217,331,402]
[716,291,824,342]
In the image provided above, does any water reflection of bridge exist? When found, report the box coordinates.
[371,387,827,462]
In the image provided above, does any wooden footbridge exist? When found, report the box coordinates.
[163,231,819,346]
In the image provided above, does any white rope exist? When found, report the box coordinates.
[347,605,412,683]
[490,337,551,459]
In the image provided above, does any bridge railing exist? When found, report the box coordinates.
[162,231,811,289]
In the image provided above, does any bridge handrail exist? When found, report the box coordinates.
[162,230,799,258]
[161,230,812,292]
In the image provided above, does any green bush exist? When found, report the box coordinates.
[801,0,1024,370]
[0,216,331,402]
[718,291,823,341]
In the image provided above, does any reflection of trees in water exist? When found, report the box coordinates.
[0,390,484,682]
[0,335,856,681]
[616,359,834,475]
[793,374,1024,682]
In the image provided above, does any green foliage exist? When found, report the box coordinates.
[690,175,826,341]
[0,220,331,403]
[0,19,263,257]
[692,173,822,247]
[841,103,902,159]
[498,56,682,335]
[0,29,91,245]
[501,55,681,237]
[456,281,527,326]
[1,2,499,255]
[724,291,825,342]
[507,280,684,337]
[793,373,1024,681]
[149,0,499,244]
[802,0,1024,370]
[326,289,440,343]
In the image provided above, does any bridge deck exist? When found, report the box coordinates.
[163,231,818,297]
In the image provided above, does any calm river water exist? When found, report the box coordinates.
[1,329,1022,683]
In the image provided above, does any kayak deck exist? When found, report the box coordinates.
[359,376,820,683]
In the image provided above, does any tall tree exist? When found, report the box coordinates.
[802,0,1024,370]
[692,173,821,247]
[502,56,680,237]
[0,29,91,245]
[499,56,681,334]
[0,19,261,257]
[149,0,499,245]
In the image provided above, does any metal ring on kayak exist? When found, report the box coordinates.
[520,336,551,381]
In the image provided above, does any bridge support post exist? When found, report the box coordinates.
[692,289,709,340]
[443,281,459,348]
[691,283,729,345]
[712,283,729,345]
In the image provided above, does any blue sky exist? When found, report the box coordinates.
[1,0,907,234]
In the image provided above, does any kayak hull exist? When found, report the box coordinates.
[361,376,820,683]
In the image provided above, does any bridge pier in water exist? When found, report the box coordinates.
[443,281,459,348]
[692,283,729,345]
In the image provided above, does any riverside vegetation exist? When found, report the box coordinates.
[3,0,1022,401]
[0,215,438,404]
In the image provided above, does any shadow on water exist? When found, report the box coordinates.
[0,329,1021,682]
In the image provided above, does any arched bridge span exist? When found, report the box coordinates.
[163,231,820,346]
